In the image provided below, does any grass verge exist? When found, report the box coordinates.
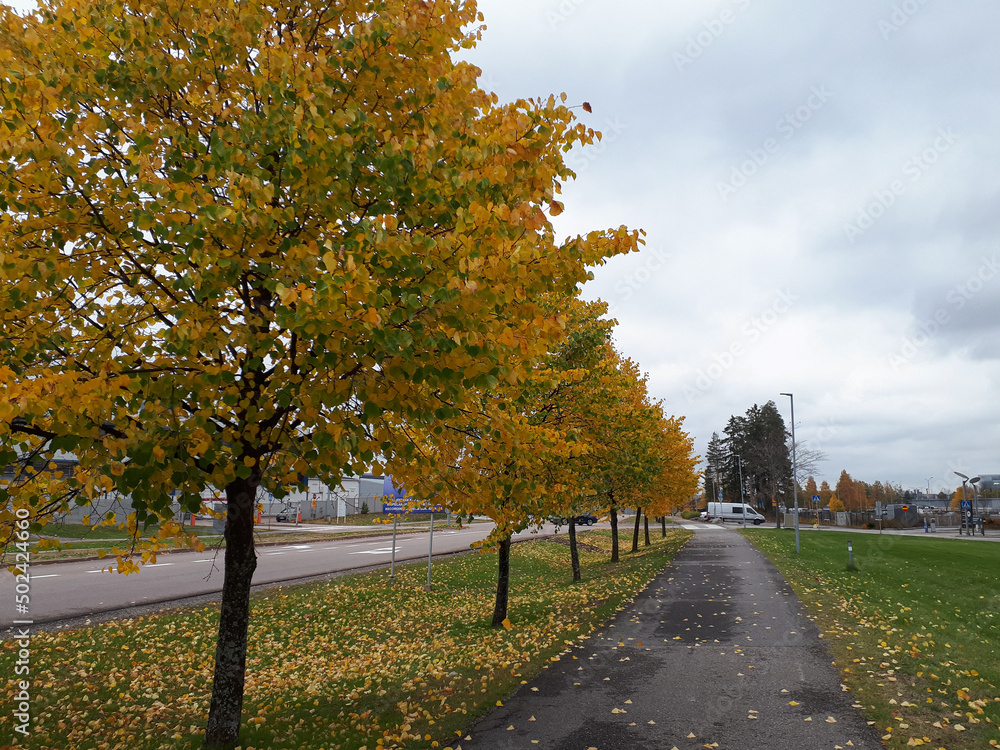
[0,528,690,749]
[745,529,1000,750]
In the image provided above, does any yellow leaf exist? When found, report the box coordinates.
[501,618,512,631]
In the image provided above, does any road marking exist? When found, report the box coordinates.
[193,559,215,563]
[147,562,174,567]
[32,574,60,578]
[265,552,287,556]
[350,547,402,555]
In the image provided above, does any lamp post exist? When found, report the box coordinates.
[970,475,981,535]
[925,477,933,501]
[780,392,800,554]
[954,472,980,535]
[737,456,747,528]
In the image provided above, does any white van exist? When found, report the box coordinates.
[707,502,765,525]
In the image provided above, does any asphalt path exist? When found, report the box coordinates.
[462,522,883,750]
[0,521,561,629]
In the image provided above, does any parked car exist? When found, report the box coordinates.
[275,507,298,523]
[549,514,599,526]
[699,510,709,520]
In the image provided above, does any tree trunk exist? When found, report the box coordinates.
[644,515,650,546]
[568,519,581,582]
[609,497,619,563]
[491,534,512,628]
[660,516,667,537]
[204,473,260,749]
[631,507,641,553]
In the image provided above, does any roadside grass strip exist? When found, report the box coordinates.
[746,530,1000,750]
[0,529,690,749]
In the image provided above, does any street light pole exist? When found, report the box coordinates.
[925,476,933,500]
[971,475,981,535]
[737,456,746,528]
[780,392,800,554]
[954,471,979,535]
[957,473,968,535]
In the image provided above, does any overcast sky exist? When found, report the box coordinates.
[465,0,1000,495]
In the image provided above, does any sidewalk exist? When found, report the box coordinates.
[462,525,883,750]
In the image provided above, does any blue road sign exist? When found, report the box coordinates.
[812,494,821,504]
[960,500,972,510]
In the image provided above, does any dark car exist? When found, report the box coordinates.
[573,514,598,526]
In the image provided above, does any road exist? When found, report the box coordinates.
[1,521,561,629]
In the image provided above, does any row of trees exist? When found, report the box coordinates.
[0,1,698,747]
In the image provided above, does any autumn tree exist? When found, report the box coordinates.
[828,495,845,513]
[627,415,699,548]
[389,297,623,616]
[804,476,819,502]
[836,471,858,511]
[0,1,638,745]
[819,479,834,504]
[580,351,662,562]
[951,487,964,510]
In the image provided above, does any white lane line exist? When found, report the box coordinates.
[350,547,403,556]
[265,552,287,556]
[146,562,175,567]
[32,574,60,578]
[193,559,216,563]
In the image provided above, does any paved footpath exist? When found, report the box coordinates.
[462,524,884,750]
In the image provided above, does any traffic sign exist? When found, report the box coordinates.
[812,494,821,504]
[960,500,972,510]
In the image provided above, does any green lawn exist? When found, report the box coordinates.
[746,529,1000,750]
[0,528,690,750]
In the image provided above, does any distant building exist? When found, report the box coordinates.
[978,474,1000,492]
